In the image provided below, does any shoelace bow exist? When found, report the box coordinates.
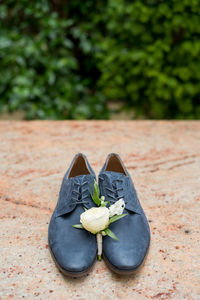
[70,181,90,206]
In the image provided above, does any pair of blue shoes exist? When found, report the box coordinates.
[48,153,150,277]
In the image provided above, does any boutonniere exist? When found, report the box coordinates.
[72,180,127,260]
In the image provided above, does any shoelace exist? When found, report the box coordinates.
[70,181,90,206]
[100,177,127,204]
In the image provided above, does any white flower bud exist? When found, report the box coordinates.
[109,198,125,217]
[80,207,109,234]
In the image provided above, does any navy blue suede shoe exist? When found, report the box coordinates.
[48,153,97,277]
[99,153,150,275]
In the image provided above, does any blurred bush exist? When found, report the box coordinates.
[0,0,200,119]
[0,0,108,119]
[98,0,200,119]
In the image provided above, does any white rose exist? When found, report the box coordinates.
[80,207,109,234]
[109,198,125,217]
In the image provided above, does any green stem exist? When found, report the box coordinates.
[96,233,102,261]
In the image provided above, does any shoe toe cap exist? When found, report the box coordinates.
[103,214,150,272]
[51,246,94,274]
[106,247,147,271]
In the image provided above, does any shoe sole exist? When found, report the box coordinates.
[48,243,96,278]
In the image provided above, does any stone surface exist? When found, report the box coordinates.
[0,121,200,300]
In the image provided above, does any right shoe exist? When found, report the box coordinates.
[99,153,150,275]
[48,153,97,277]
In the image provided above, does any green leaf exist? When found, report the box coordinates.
[101,201,109,207]
[72,224,83,229]
[90,180,101,206]
[93,180,100,198]
[109,213,128,224]
[104,228,119,241]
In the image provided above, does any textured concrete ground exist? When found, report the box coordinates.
[0,121,199,300]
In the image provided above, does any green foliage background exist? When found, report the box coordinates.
[0,0,200,119]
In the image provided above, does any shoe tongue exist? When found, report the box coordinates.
[70,174,94,183]
[104,171,125,180]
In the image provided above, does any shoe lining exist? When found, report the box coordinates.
[68,155,91,178]
[105,154,127,175]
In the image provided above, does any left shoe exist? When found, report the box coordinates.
[48,153,97,277]
[98,153,150,275]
